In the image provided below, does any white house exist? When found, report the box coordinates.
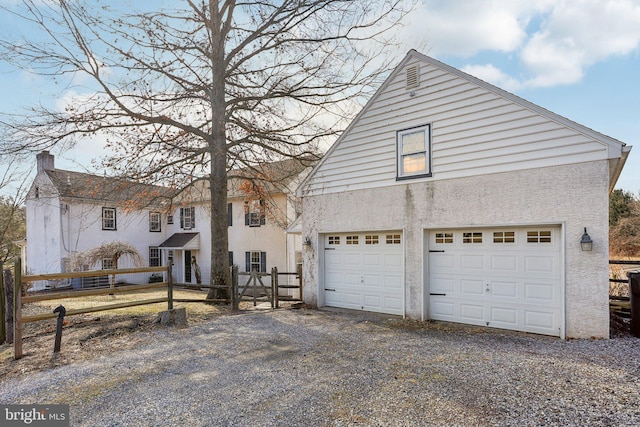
[296,50,631,339]
[26,151,307,289]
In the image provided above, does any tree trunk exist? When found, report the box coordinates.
[206,0,230,301]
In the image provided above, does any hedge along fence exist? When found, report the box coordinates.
[12,258,172,360]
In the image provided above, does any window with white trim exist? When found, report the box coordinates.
[295,251,303,273]
[102,258,114,270]
[149,247,161,267]
[102,207,116,230]
[328,236,340,245]
[244,200,265,227]
[180,207,195,229]
[397,125,431,179]
[246,251,266,272]
[346,235,359,245]
[149,212,161,232]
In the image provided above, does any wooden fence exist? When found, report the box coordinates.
[231,265,302,310]
[10,258,172,360]
[609,259,638,320]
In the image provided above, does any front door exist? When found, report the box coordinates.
[185,250,192,283]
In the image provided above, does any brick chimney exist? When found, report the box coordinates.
[36,151,55,173]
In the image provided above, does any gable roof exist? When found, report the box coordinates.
[45,169,170,207]
[297,50,631,196]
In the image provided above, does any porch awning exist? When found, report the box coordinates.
[159,232,199,250]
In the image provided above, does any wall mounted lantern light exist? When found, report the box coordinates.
[580,227,593,251]
[303,236,312,246]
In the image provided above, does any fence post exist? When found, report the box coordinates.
[231,265,239,311]
[297,264,303,302]
[4,269,13,345]
[167,265,174,310]
[14,258,23,360]
[271,267,278,309]
[0,267,5,344]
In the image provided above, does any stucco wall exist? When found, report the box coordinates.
[26,176,63,274]
[301,160,610,339]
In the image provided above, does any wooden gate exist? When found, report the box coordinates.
[231,266,302,310]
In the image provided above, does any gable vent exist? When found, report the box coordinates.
[406,64,420,89]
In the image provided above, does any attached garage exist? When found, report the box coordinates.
[428,226,563,336]
[323,232,404,315]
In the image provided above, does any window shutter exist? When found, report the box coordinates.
[244,204,249,225]
[260,252,266,273]
[259,200,265,225]
[245,252,250,272]
[228,203,232,226]
[191,207,195,227]
[229,251,234,267]
[180,208,184,228]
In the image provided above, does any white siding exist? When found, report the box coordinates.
[303,56,611,196]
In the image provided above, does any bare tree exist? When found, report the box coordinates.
[0,0,412,298]
[0,155,29,267]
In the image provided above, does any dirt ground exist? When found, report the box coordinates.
[0,301,252,380]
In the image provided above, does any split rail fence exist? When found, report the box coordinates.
[2,258,303,360]
[6,258,172,360]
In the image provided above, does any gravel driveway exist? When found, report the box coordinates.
[1,308,639,426]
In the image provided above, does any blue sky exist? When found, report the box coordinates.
[1,0,639,193]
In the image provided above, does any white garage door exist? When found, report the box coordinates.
[323,232,404,315]
[428,227,562,336]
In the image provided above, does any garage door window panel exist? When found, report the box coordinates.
[346,236,359,245]
[527,230,552,243]
[386,234,401,244]
[328,236,340,245]
[493,231,515,243]
[463,232,482,243]
[365,235,379,244]
[435,232,453,244]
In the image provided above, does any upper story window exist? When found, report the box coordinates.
[244,200,265,227]
[180,207,195,229]
[397,124,431,180]
[102,207,116,230]
[149,212,161,232]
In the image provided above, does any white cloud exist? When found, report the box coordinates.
[405,0,553,57]
[520,0,640,87]
[460,63,523,91]
[407,0,640,89]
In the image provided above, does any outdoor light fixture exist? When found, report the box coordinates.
[303,236,312,246]
[580,227,593,251]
